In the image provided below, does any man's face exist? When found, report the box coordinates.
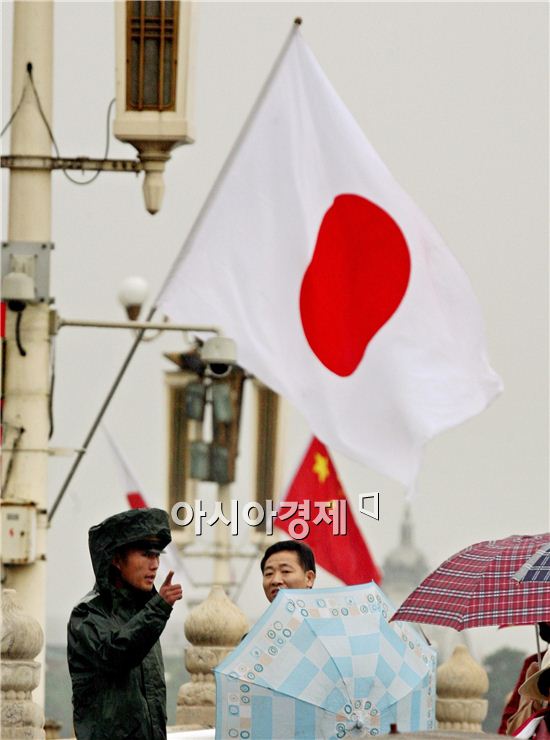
[112,547,160,592]
[262,550,315,602]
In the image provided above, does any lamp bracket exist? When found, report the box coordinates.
[1,155,143,174]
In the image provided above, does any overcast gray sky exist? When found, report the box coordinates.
[2,2,548,662]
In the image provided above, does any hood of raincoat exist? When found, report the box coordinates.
[88,508,171,593]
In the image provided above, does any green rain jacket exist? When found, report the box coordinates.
[67,508,173,740]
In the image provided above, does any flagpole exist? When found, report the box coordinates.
[154,18,303,302]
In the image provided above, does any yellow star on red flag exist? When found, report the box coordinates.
[276,437,381,585]
[312,452,330,483]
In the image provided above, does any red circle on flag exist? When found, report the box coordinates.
[299,194,411,377]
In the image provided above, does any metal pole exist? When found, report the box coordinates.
[2,0,54,706]
[212,484,233,588]
[56,317,220,333]
[536,624,542,665]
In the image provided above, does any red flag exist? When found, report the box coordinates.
[127,492,147,510]
[275,437,381,585]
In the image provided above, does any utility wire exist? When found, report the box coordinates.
[15,311,27,356]
[27,65,116,185]
[48,340,56,439]
[2,63,115,185]
[0,73,29,139]
[1,425,25,497]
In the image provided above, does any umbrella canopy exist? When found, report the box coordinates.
[214,583,436,739]
[391,533,550,631]
[513,543,550,583]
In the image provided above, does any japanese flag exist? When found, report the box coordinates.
[157,28,502,488]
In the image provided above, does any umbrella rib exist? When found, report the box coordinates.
[292,616,355,706]
[226,674,349,720]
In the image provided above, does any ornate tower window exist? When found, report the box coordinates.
[115,0,195,211]
[126,1,180,111]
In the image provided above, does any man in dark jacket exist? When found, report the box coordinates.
[67,508,182,740]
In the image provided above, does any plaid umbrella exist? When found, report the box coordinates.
[215,583,436,739]
[513,543,550,583]
[391,533,550,630]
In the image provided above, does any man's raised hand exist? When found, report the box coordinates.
[159,570,183,606]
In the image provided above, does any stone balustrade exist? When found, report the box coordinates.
[176,585,249,728]
[1,588,45,739]
[436,644,489,732]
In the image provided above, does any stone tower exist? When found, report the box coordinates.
[381,504,430,607]
[382,504,470,662]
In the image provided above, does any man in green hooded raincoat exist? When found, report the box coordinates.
[67,508,182,739]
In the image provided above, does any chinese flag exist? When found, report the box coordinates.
[276,437,381,585]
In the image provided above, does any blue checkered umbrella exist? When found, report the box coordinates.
[214,583,436,739]
[513,543,550,583]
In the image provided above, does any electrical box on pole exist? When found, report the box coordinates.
[1,502,38,564]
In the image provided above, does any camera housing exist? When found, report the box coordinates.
[200,336,237,378]
[2,270,35,312]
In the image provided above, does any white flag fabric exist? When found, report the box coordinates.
[157,28,502,487]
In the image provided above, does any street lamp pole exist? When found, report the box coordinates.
[2,0,54,705]
[1,3,197,712]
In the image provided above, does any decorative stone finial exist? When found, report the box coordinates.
[2,589,44,660]
[177,586,249,728]
[436,644,489,731]
[1,589,45,739]
[184,585,249,646]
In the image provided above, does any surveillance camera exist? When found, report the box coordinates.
[2,270,36,312]
[200,336,237,378]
